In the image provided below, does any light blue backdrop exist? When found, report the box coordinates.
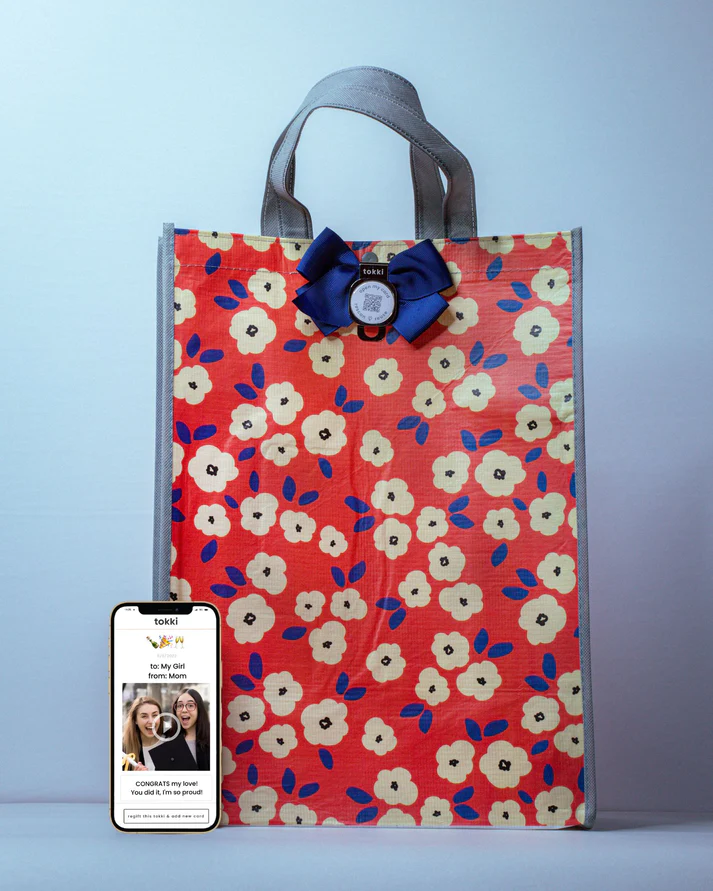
[1,0,711,815]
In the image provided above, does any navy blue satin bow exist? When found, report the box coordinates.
[294,228,453,343]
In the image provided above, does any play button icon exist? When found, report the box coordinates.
[151,712,181,743]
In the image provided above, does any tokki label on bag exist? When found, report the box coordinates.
[348,264,398,326]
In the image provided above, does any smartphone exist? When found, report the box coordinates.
[110,602,221,833]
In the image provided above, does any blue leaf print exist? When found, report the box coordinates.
[318,458,333,478]
[342,400,364,413]
[176,421,191,444]
[448,496,470,513]
[282,768,296,795]
[249,471,259,492]
[334,385,347,406]
[249,652,263,679]
[210,585,236,598]
[460,430,478,451]
[200,540,217,563]
[230,674,255,691]
[502,587,529,600]
[497,299,523,312]
[525,676,550,691]
[172,488,182,504]
[282,626,307,640]
[574,626,580,638]
[298,491,319,506]
[194,424,217,441]
[238,447,255,461]
[483,719,508,737]
[348,561,366,583]
[578,768,585,792]
[235,739,253,755]
[479,429,502,448]
[354,516,375,533]
[512,498,527,511]
[483,354,508,369]
[222,790,237,803]
[518,384,542,400]
[283,339,307,352]
[542,653,557,679]
[525,448,542,463]
[415,421,429,444]
[356,806,378,824]
[344,687,366,701]
[214,295,240,310]
[511,281,532,301]
[453,786,474,804]
[318,749,333,770]
[537,471,547,492]
[331,566,346,587]
[205,253,221,275]
[282,476,296,502]
[186,333,200,358]
[199,349,223,363]
[535,362,549,388]
[469,341,484,366]
[174,229,190,235]
[347,787,373,804]
[570,473,576,498]
[465,719,482,741]
[389,608,406,630]
[298,783,319,799]
[418,709,433,733]
[251,363,264,389]
[345,496,370,513]
[487,642,513,658]
[450,236,471,244]
[247,764,258,785]
[376,598,401,611]
[336,672,349,695]
[531,741,549,755]
[450,513,474,529]
[543,764,554,786]
[473,628,489,654]
[228,280,248,299]
[516,568,538,588]
[172,507,185,522]
[491,543,508,567]
[397,415,421,430]
[454,805,479,820]
[400,703,424,718]
[386,327,400,343]
[518,791,533,804]
[224,495,239,509]
[486,256,502,280]
[234,383,258,399]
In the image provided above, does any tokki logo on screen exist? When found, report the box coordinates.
[146,634,185,650]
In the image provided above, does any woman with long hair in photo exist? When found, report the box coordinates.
[150,687,210,771]
[121,696,163,771]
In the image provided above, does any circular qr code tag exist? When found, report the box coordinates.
[349,279,397,326]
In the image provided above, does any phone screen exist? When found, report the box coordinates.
[110,603,221,832]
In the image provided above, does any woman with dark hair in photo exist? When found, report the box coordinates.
[150,687,210,771]
[121,696,163,771]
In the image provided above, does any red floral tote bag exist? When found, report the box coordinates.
[154,66,596,829]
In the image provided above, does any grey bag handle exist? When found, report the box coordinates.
[261,66,477,241]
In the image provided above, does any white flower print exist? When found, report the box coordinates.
[229,403,268,441]
[238,786,277,825]
[309,621,347,665]
[243,235,275,253]
[515,404,553,442]
[222,746,236,777]
[308,336,345,379]
[174,254,180,280]
[248,268,287,309]
[295,589,326,623]
[569,506,578,539]
[360,429,393,467]
[172,442,184,484]
[437,296,479,335]
[537,552,576,594]
[561,231,572,251]
[280,803,318,826]
[554,723,584,758]
[513,305,559,356]
[373,240,408,263]
[230,305,277,355]
[547,429,575,464]
[280,509,317,543]
[300,698,349,745]
[175,365,213,406]
[479,740,532,789]
[259,723,298,759]
[173,288,196,325]
[362,717,397,756]
[170,544,177,568]
[429,345,466,383]
[529,492,567,536]
[519,594,567,645]
[377,809,417,827]
[483,507,520,541]
[428,542,465,582]
[479,234,514,254]
[330,587,367,621]
[374,767,418,805]
[432,451,471,494]
[226,593,275,644]
[366,643,406,683]
[197,230,233,251]
[373,518,412,560]
[364,357,402,396]
[420,796,453,826]
[549,378,574,422]
[535,786,574,827]
[194,503,230,537]
[522,695,561,733]
[488,800,526,827]
[265,381,304,426]
[173,339,182,370]
[532,265,570,306]
[432,632,470,670]
[261,432,298,467]
[439,583,484,621]
[416,667,450,706]
[240,492,279,536]
[371,478,414,516]
[170,576,191,602]
[436,740,475,784]
[441,260,461,298]
[282,239,310,262]
[295,309,318,336]
[456,661,502,701]
[416,506,448,543]
[398,570,432,607]
[301,410,347,456]
[474,449,526,497]
[246,552,287,595]
[319,525,348,557]
[322,817,344,826]
[557,670,583,716]
[452,373,496,412]
[524,233,556,250]
[575,803,586,825]
[187,444,238,493]
[263,671,303,716]
[226,694,266,733]
[412,380,446,418]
